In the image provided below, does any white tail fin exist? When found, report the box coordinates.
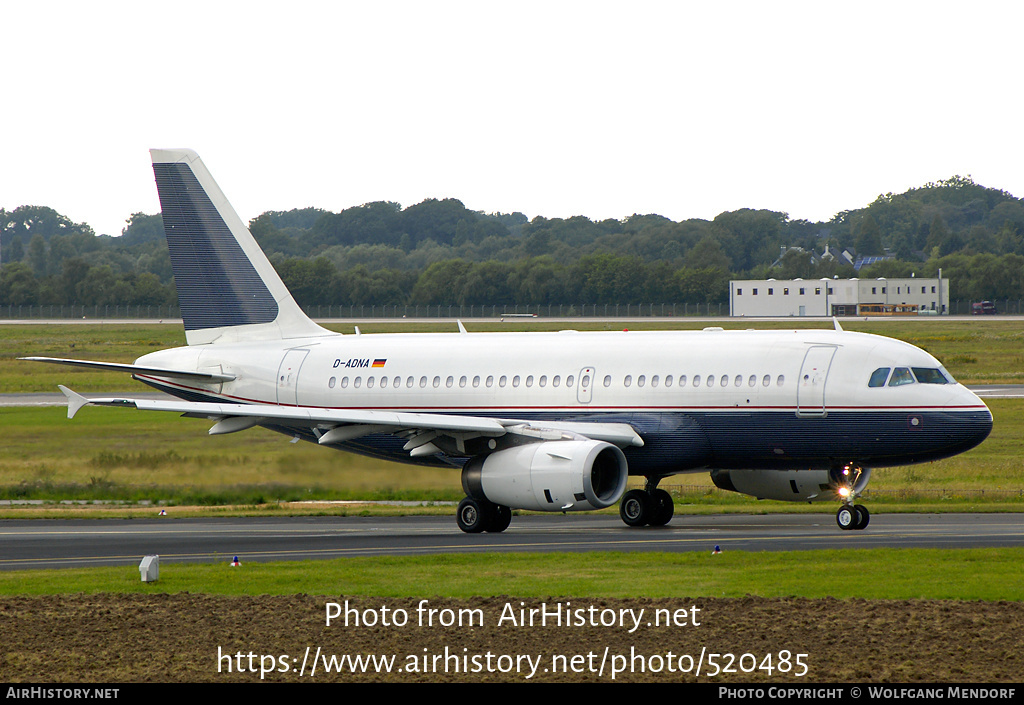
[150,149,330,345]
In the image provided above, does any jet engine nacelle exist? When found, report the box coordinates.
[710,467,872,503]
[462,440,629,512]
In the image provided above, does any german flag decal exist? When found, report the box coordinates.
[372,359,387,368]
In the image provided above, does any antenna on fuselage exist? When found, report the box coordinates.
[832,317,844,332]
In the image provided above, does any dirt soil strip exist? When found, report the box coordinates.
[1,595,1021,683]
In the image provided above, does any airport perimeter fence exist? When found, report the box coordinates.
[2,299,1024,320]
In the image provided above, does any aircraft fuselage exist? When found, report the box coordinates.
[133,327,992,475]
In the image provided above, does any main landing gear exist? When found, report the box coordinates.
[619,478,674,527]
[456,497,512,534]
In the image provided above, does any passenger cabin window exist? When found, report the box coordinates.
[868,368,890,387]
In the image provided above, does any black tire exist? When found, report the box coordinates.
[853,504,870,530]
[457,497,490,533]
[620,489,650,527]
[836,505,857,530]
[487,505,512,533]
[648,489,674,526]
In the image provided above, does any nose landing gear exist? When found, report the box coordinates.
[836,503,870,530]
[833,464,870,531]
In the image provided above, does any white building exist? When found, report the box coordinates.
[729,276,949,317]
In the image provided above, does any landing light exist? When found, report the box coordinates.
[837,486,851,498]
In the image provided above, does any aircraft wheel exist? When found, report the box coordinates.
[487,505,512,533]
[647,489,674,526]
[620,490,650,527]
[853,504,870,530]
[457,497,491,534]
[836,505,857,530]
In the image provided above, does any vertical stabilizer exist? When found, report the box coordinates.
[150,148,331,345]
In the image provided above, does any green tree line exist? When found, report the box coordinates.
[3,175,1024,309]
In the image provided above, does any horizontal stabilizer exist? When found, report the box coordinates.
[21,357,235,383]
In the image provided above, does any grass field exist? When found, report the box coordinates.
[2,549,1023,600]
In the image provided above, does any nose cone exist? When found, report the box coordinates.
[952,387,993,455]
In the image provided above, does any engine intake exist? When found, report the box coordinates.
[462,440,629,512]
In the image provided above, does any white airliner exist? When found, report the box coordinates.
[25,149,993,533]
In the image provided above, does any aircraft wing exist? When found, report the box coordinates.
[58,387,644,454]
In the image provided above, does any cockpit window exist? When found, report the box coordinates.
[868,368,890,387]
[888,367,915,386]
[913,367,953,384]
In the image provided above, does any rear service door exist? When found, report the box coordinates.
[277,349,310,406]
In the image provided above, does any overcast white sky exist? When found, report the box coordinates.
[2,1,1022,237]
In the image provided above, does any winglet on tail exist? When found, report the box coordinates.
[150,149,330,345]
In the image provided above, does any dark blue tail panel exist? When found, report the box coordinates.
[153,162,278,332]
